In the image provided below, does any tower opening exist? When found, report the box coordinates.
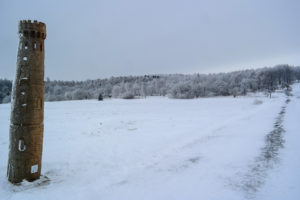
[30,31,35,38]
[24,42,28,50]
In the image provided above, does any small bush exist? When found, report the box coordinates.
[1,95,11,103]
[122,93,135,99]
[98,94,103,101]
[253,99,263,105]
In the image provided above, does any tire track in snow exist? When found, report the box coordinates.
[239,93,291,199]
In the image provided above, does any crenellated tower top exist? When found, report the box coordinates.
[18,20,46,39]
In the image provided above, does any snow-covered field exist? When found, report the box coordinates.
[0,84,300,200]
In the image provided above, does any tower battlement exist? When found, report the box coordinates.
[19,20,46,39]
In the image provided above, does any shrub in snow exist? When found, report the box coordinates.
[46,94,58,101]
[253,99,263,105]
[98,93,103,101]
[72,89,90,100]
[169,83,195,99]
[112,85,121,98]
[1,95,11,103]
[64,91,73,100]
[121,92,135,99]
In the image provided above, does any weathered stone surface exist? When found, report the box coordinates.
[7,20,46,183]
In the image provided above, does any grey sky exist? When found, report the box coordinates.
[1,0,300,80]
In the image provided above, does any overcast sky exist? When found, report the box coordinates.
[1,0,300,80]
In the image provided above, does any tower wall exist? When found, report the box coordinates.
[7,20,46,183]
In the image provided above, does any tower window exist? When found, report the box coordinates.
[40,44,43,51]
[23,57,28,61]
[33,42,37,49]
[20,68,29,79]
[19,78,29,86]
[37,32,41,38]
[23,31,29,37]
[30,31,35,38]
[24,42,28,50]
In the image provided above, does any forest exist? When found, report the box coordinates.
[1,65,300,104]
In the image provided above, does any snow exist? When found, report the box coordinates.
[0,85,299,200]
[255,84,300,200]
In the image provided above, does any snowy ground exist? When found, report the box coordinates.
[0,84,300,200]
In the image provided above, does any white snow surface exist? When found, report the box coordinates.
[0,84,300,200]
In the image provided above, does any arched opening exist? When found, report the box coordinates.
[33,41,37,49]
[40,44,43,51]
[37,32,41,38]
[18,139,26,152]
[23,31,29,37]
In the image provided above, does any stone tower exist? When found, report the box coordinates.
[7,20,46,183]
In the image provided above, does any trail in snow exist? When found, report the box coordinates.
[239,94,290,199]
[255,84,300,200]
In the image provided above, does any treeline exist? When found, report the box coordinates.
[1,65,300,103]
[0,79,12,103]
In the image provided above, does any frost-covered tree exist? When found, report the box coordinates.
[112,85,121,98]
[0,79,12,103]
[1,65,300,103]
